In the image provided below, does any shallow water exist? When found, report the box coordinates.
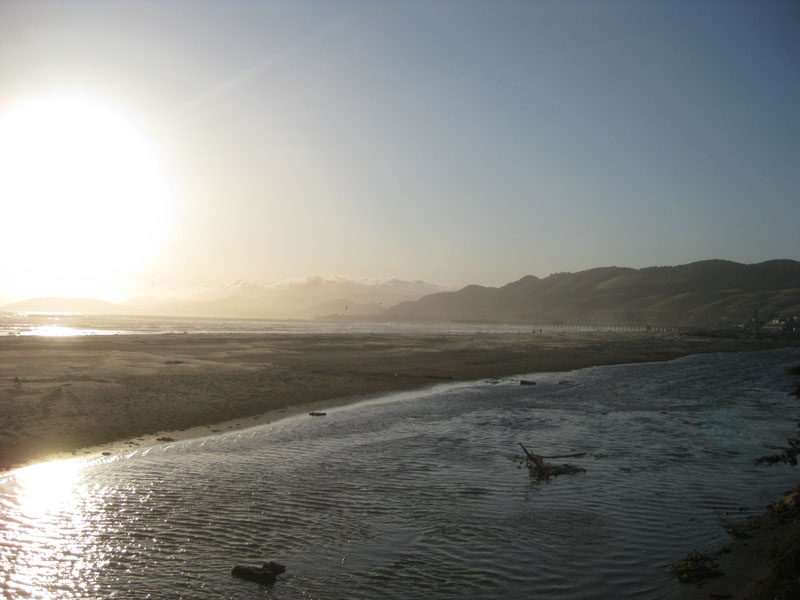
[2,348,799,599]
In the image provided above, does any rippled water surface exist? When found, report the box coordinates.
[2,348,799,599]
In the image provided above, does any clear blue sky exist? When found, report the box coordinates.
[0,0,798,300]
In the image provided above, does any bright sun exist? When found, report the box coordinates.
[0,92,176,302]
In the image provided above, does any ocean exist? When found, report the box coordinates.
[0,311,660,337]
[1,341,799,598]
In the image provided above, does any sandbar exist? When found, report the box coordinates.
[1,329,794,470]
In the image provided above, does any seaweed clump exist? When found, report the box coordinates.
[669,552,722,583]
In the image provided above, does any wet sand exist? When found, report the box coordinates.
[0,329,793,469]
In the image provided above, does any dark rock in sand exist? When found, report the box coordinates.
[231,561,286,586]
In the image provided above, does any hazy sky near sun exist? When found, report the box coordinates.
[0,0,798,302]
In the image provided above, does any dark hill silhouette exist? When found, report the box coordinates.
[5,260,799,325]
[381,260,800,326]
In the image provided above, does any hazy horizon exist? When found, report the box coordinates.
[1,257,795,309]
[1,1,798,305]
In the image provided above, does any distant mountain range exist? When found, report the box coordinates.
[4,260,799,325]
[1,297,123,314]
[381,260,800,326]
[0,277,444,320]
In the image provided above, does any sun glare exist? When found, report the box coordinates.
[0,92,177,301]
[13,459,87,518]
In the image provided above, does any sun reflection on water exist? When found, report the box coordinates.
[1,459,109,598]
[14,459,86,516]
[26,325,116,337]
[28,325,84,337]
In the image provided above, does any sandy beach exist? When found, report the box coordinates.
[0,329,794,469]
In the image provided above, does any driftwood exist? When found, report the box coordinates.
[540,452,586,459]
[519,442,586,480]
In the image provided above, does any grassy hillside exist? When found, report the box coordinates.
[381,260,800,325]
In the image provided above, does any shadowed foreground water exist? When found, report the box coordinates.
[2,348,799,599]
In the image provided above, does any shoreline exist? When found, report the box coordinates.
[39,387,396,470]
[671,361,800,600]
[671,485,800,600]
[1,330,796,471]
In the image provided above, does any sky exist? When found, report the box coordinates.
[0,0,798,303]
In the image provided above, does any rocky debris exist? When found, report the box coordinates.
[231,561,286,586]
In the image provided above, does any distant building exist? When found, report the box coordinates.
[762,318,785,332]
[761,316,799,333]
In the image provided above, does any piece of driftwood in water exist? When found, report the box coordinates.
[309,411,327,417]
[558,380,582,387]
[231,561,286,586]
[539,452,586,459]
[519,442,585,480]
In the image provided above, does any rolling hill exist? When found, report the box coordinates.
[380,260,800,326]
[5,260,799,326]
